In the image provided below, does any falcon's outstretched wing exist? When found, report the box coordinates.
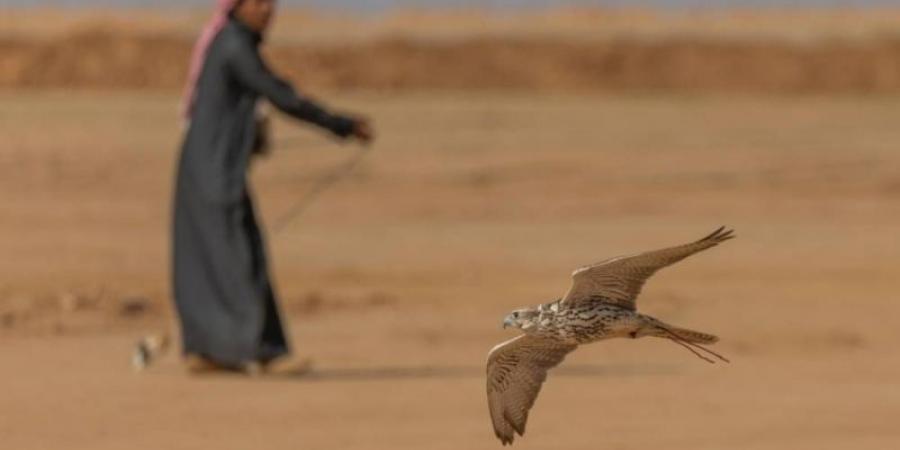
[486,335,577,445]
[561,227,735,311]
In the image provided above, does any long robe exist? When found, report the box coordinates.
[173,17,354,367]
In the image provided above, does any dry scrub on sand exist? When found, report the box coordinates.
[6,8,900,93]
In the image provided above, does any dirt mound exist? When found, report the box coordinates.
[5,27,900,93]
[0,28,189,89]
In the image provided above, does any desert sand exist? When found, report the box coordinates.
[1,7,900,450]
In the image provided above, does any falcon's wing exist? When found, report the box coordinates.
[486,334,577,445]
[561,227,735,311]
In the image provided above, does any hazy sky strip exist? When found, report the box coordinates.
[3,0,898,10]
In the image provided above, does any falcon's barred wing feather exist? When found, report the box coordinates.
[486,335,577,445]
[562,227,735,310]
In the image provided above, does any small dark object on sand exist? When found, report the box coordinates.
[119,296,152,317]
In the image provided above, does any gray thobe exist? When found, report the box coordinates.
[173,17,354,367]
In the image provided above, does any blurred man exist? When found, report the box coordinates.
[173,0,373,373]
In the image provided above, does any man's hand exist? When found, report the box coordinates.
[351,118,374,145]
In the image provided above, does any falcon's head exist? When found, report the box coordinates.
[502,308,541,331]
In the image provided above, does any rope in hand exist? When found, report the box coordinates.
[270,142,372,235]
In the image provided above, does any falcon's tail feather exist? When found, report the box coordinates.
[665,326,718,345]
[652,325,729,364]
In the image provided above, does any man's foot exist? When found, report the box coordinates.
[262,357,314,376]
[184,355,276,376]
[185,355,312,378]
[184,355,242,374]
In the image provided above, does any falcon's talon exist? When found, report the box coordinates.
[486,227,735,445]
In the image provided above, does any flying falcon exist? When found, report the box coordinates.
[486,227,734,445]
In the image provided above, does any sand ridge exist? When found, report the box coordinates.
[5,8,900,93]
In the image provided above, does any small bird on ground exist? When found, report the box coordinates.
[486,227,734,445]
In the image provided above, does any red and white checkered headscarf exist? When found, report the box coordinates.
[181,0,241,120]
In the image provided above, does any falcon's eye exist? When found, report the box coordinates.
[513,312,519,318]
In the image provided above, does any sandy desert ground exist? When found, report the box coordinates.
[2,7,900,450]
[2,89,899,450]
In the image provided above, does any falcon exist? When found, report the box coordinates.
[486,227,734,445]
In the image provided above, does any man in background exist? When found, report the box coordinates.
[172,0,373,373]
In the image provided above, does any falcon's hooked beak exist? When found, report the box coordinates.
[502,315,515,329]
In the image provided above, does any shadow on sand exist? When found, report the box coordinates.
[265,363,677,382]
